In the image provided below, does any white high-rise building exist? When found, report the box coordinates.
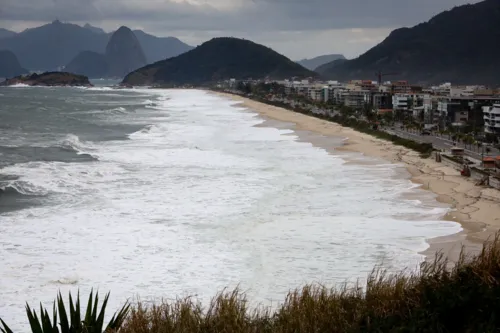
[483,104,500,135]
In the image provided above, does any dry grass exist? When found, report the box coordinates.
[118,235,500,333]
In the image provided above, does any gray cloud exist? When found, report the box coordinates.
[0,0,481,30]
[0,0,482,58]
[0,0,102,21]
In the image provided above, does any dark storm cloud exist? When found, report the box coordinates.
[0,0,481,31]
[0,0,102,21]
[247,0,480,29]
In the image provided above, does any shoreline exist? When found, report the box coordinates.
[214,91,500,263]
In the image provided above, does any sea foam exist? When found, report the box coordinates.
[0,88,461,331]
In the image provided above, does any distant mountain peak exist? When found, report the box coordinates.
[83,23,106,34]
[131,29,194,63]
[115,26,133,34]
[122,36,316,86]
[296,54,346,71]
[105,26,147,77]
[0,21,193,74]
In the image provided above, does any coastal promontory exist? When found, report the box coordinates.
[0,72,93,87]
[122,37,316,86]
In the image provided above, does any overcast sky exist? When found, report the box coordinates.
[0,0,482,60]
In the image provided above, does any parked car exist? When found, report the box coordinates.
[421,130,431,135]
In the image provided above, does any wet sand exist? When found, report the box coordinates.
[216,92,500,264]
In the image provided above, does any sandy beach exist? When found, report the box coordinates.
[215,91,500,263]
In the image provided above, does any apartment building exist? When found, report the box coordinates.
[483,104,500,135]
[437,96,500,128]
[391,93,431,121]
[344,90,371,109]
[331,88,349,105]
[389,81,423,94]
[308,86,329,102]
[372,93,393,110]
[432,83,452,96]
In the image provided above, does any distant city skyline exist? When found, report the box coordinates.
[0,0,482,60]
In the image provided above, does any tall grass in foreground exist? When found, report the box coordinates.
[3,236,500,332]
[122,236,500,333]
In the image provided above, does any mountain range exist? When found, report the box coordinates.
[314,58,348,76]
[297,54,346,71]
[0,21,193,72]
[319,0,500,85]
[83,23,106,35]
[123,37,316,86]
[66,26,147,78]
[3,0,499,85]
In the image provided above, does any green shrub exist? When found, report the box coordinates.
[0,291,129,333]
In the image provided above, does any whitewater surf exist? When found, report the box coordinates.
[0,86,461,331]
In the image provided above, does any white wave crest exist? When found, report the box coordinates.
[110,107,127,114]
[7,83,31,88]
[86,87,115,91]
[128,124,162,139]
[2,180,49,196]
[59,134,93,153]
[49,277,79,285]
[143,99,157,106]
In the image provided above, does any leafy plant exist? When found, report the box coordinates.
[0,290,129,333]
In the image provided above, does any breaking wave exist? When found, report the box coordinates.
[0,180,48,199]
[6,83,31,88]
[58,134,94,154]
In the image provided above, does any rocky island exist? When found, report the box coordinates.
[0,72,93,87]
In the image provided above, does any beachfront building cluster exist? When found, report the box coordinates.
[221,78,500,139]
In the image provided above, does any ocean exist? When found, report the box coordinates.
[0,83,461,330]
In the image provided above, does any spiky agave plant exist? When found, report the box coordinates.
[0,290,130,333]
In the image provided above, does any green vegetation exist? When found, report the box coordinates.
[122,37,316,86]
[0,291,129,333]
[4,237,500,332]
[330,115,433,156]
[248,96,434,157]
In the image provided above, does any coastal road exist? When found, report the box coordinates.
[382,127,499,161]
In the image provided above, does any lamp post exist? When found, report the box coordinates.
[481,144,484,167]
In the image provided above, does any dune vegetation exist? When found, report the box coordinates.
[2,235,500,332]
